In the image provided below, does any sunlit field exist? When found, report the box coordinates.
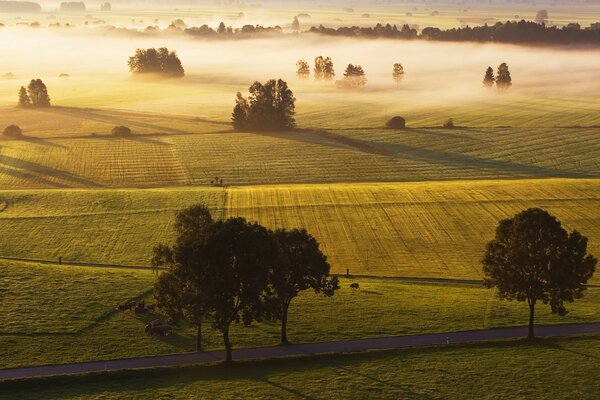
[1,260,599,369]
[0,179,598,280]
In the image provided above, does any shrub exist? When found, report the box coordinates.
[3,124,23,138]
[386,116,406,129]
[443,118,455,129]
[111,126,131,136]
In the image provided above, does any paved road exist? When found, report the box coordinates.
[1,323,599,381]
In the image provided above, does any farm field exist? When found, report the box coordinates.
[1,260,599,369]
[0,179,598,280]
[4,336,600,399]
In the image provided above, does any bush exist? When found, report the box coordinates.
[3,124,23,138]
[386,116,406,129]
[443,118,455,129]
[128,47,184,78]
[111,126,131,136]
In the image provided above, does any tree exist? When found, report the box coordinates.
[232,79,296,131]
[266,229,339,344]
[27,79,50,107]
[314,56,334,81]
[483,208,596,339]
[128,47,184,77]
[292,16,300,32]
[496,63,512,90]
[3,125,23,138]
[296,59,310,79]
[195,218,277,362]
[535,10,549,24]
[217,22,227,34]
[342,64,367,88]
[152,205,214,352]
[18,86,31,107]
[386,116,406,129]
[483,66,494,87]
[392,63,404,85]
[112,126,131,136]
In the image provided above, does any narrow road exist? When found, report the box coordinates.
[1,323,599,381]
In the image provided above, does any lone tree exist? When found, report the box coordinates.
[483,66,495,87]
[265,229,339,344]
[27,79,51,107]
[153,204,215,352]
[112,126,132,136]
[535,10,549,24]
[18,86,31,107]
[296,59,310,79]
[483,208,596,339]
[3,125,23,138]
[314,56,334,81]
[341,64,367,88]
[128,47,185,77]
[291,16,300,32]
[392,63,405,85]
[496,63,512,90]
[232,79,296,131]
[386,116,406,129]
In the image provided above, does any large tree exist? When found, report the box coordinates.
[483,66,494,87]
[314,56,334,81]
[496,63,512,90]
[266,229,339,344]
[342,64,367,88]
[18,86,31,107]
[392,63,404,86]
[27,79,50,107]
[232,79,296,131]
[483,208,596,339]
[128,47,184,77]
[296,59,310,79]
[152,205,214,351]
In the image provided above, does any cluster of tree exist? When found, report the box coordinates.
[232,79,296,131]
[152,205,339,361]
[0,1,40,12]
[483,208,596,339]
[128,48,184,77]
[59,2,86,12]
[2,124,22,138]
[337,64,367,88]
[18,79,50,108]
[483,63,512,90]
[314,56,335,80]
[308,20,600,44]
[166,22,282,38]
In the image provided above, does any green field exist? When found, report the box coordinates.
[0,179,598,280]
[4,336,600,399]
[1,260,599,369]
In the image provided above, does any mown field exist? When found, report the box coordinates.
[1,260,599,370]
[4,337,600,399]
[0,179,598,280]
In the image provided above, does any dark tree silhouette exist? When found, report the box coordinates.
[265,228,339,344]
[232,79,296,131]
[296,59,310,79]
[496,63,512,90]
[111,126,131,136]
[392,63,404,86]
[18,86,31,107]
[3,124,23,138]
[483,208,596,339]
[314,56,334,81]
[443,118,455,128]
[535,10,549,24]
[128,47,184,77]
[341,64,367,88]
[483,66,495,87]
[152,205,214,352]
[292,16,300,32]
[27,79,50,107]
[386,116,406,129]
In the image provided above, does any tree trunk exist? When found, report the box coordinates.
[223,328,233,363]
[196,322,202,352]
[528,300,535,340]
[281,301,290,345]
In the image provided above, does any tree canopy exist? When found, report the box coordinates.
[392,63,404,85]
[314,56,335,81]
[496,63,512,90]
[296,59,310,79]
[232,79,296,131]
[341,64,367,88]
[483,208,597,339]
[483,66,494,87]
[24,79,50,107]
[128,47,185,77]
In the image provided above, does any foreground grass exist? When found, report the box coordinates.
[4,336,600,399]
[0,179,598,279]
[1,261,599,369]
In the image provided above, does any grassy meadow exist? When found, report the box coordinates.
[1,260,600,369]
[0,179,598,280]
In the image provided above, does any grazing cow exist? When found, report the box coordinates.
[350,282,360,290]
[145,321,174,336]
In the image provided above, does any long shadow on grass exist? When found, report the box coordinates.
[537,338,600,361]
[0,165,69,188]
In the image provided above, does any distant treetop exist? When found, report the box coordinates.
[128,47,185,78]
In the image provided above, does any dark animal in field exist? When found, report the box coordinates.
[350,282,360,290]
[145,321,174,336]
[116,301,137,312]
[134,304,149,314]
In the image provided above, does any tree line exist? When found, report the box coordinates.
[152,204,339,362]
[309,20,600,45]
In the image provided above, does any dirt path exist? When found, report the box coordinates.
[1,323,599,381]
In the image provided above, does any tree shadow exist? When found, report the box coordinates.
[19,136,68,149]
[537,338,600,361]
[335,366,435,399]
